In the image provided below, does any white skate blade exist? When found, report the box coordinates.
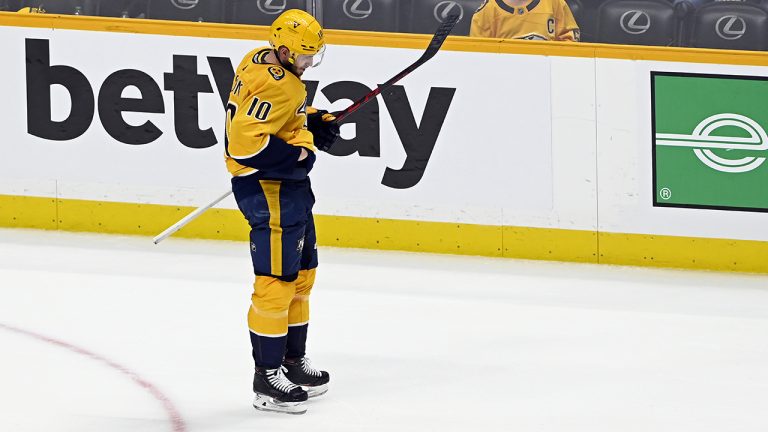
[304,383,329,398]
[253,394,307,415]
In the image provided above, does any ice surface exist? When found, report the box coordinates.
[0,228,767,432]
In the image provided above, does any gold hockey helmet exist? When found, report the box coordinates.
[269,9,326,68]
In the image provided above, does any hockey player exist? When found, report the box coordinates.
[224,9,339,415]
[470,0,580,42]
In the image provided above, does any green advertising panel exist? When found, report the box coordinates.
[652,72,768,213]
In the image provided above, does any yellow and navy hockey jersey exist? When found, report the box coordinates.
[225,47,315,179]
[470,0,580,42]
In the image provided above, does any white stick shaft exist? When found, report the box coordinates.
[153,189,233,244]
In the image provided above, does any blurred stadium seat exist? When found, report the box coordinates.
[566,0,585,25]
[688,1,768,50]
[596,0,679,45]
[20,0,768,53]
[146,0,225,22]
[20,0,96,15]
[321,0,400,32]
[572,0,605,41]
[400,0,484,36]
[0,0,16,11]
[98,0,147,18]
[228,0,307,26]
[563,0,586,40]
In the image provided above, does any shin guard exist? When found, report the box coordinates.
[286,268,315,358]
[249,275,295,368]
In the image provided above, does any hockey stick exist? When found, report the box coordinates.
[153,16,459,244]
[333,12,460,123]
[152,189,233,244]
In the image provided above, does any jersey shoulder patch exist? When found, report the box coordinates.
[268,66,286,81]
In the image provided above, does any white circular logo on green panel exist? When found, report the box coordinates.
[655,113,768,173]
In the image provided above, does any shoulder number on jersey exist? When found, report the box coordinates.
[246,97,273,121]
[226,96,272,123]
[224,96,272,151]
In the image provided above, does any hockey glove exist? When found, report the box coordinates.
[307,109,340,152]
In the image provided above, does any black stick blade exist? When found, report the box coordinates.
[426,12,461,57]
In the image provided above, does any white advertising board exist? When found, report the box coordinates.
[0,25,566,227]
[1,22,766,245]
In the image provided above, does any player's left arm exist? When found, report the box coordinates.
[555,0,581,42]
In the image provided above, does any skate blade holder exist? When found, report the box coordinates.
[253,394,307,415]
[304,383,329,398]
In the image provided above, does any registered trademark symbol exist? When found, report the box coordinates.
[659,187,672,200]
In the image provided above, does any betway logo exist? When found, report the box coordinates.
[24,39,454,189]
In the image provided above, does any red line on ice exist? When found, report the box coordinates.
[0,322,187,432]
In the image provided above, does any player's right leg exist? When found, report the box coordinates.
[249,276,308,414]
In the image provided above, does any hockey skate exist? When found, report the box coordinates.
[252,366,309,415]
[283,357,330,398]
